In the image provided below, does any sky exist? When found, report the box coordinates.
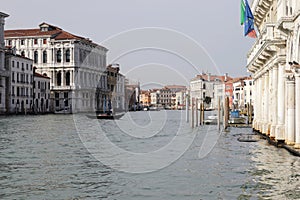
[2,0,255,88]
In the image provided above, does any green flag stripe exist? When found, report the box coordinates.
[241,0,245,25]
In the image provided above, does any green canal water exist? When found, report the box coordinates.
[0,111,299,199]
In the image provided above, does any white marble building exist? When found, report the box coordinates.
[247,0,300,147]
[0,12,9,113]
[232,77,253,110]
[190,73,230,109]
[4,23,108,113]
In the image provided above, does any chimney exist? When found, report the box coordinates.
[208,73,211,82]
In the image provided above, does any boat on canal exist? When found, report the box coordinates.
[96,111,125,120]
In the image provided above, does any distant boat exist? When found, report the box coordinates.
[96,112,125,120]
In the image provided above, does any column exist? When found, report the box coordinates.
[286,77,295,145]
[295,73,300,148]
[268,69,273,135]
[263,72,269,134]
[259,75,265,133]
[276,63,286,141]
[270,65,278,139]
[61,70,65,87]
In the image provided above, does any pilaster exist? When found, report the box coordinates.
[286,75,295,145]
[276,62,286,141]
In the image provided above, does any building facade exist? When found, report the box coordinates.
[0,12,9,114]
[190,73,231,109]
[140,90,151,107]
[247,0,300,147]
[4,23,108,113]
[5,51,33,113]
[33,71,51,113]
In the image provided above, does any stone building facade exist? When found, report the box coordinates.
[247,0,300,147]
[4,23,108,113]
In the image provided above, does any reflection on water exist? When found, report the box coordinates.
[0,111,299,199]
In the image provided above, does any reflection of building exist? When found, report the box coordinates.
[4,23,108,113]
[33,71,51,113]
[0,12,9,114]
[5,50,33,114]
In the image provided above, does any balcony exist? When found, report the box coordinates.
[51,85,75,91]
[247,23,286,73]
[277,11,300,32]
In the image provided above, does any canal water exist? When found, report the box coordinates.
[0,111,300,200]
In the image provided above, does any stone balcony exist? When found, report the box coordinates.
[247,23,286,73]
[277,11,300,32]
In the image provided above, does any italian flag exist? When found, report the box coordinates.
[241,0,245,25]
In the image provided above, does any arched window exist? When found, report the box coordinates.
[34,51,38,63]
[56,49,62,63]
[65,49,70,63]
[66,71,70,86]
[57,71,62,86]
[43,50,47,63]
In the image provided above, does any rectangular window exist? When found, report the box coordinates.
[55,93,59,99]
[12,99,14,104]
[0,93,1,104]
[26,99,28,105]
[21,40,25,45]
[17,73,19,83]
[26,64,28,70]
[38,81,40,89]
[12,61,14,67]
[34,39,38,45]
[56,100,59,107]
[17,62,19,68]
[43,39,47,44]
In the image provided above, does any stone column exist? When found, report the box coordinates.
[270,65,278,139]
[61,70,65,87]
[268,69,273,135]
[295,73,300,148]
[286,76,295,145]
[259,75,265,133]
[263,72,269,134]
[276,63,286,141]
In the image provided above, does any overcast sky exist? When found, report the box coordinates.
[2,0,255,88]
